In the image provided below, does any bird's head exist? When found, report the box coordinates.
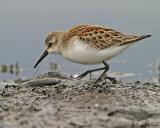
[34,32,64,68]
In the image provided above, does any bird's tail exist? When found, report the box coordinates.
[137,35,152,41]
[120,34,151,46]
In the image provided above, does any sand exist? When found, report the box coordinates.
[0,72,160,128]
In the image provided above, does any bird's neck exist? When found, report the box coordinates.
[56,32,68,54]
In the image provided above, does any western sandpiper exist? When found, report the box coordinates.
[34,24,151,83]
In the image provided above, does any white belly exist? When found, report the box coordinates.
[61,40,133,65]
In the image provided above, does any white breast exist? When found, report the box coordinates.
[61,40,133,65]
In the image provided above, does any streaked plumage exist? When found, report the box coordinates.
[64,24,150,49]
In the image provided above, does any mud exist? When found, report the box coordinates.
[0,72,160,128]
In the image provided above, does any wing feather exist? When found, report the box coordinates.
[64,25,149,49]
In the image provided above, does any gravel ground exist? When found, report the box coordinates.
[0,72,160,128]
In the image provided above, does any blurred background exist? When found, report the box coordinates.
[0,0,159,82]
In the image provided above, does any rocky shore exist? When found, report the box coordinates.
[0,72,160,128]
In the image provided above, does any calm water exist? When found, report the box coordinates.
[0,0,160,81]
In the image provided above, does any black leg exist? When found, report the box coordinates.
[94,61,109,84]
[75,61,110,83]
[75,67,105,80]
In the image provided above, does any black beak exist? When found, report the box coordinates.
[34,50,48,68]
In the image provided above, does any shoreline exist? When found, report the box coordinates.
[0,72,160,128]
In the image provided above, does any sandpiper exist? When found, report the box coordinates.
[34,24,151,83]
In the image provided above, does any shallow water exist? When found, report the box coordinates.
[0,0,159,81]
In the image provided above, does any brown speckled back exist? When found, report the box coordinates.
[64,24,143,49]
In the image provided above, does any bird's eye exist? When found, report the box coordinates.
[48,43,52,48]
